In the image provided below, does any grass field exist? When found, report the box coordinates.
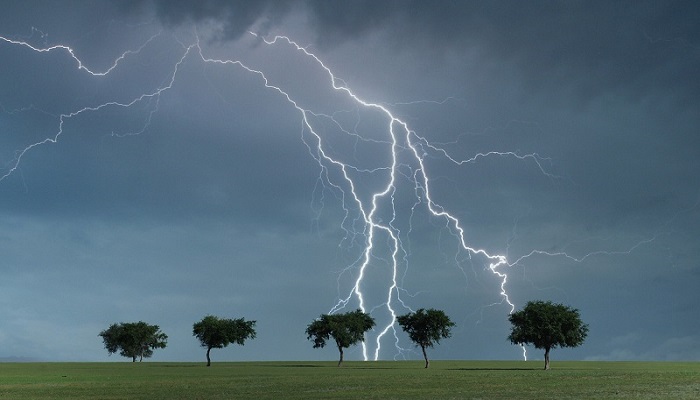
[1,360,699,399]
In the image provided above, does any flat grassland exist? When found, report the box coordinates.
[1,360,699,399]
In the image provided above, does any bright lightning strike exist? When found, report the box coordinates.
[195,32,538,361]
[0,31,187,182]
[1,28,659,363]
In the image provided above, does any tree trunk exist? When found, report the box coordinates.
[544,347,551,370]
[421,345,430,369]
[337,345,344,367]
[206,347,212,367]
[132,356,137,362]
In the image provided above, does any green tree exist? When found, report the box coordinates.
[508,300,589,370]
[305,309,375,367]
[98,321,168,362]
[192,315,257,366]
[397,308,455,368]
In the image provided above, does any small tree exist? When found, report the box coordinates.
[192,315,257,366]
[99,321,168,362]
[305,309,375,367]
[508,300,589,370]
[397,308,455,368]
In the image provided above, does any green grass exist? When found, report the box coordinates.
[1,360,699,399]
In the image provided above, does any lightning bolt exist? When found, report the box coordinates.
[1,31,188,182]
[1,28,663,362]
[0,32,161,76]
[198,33,533,361]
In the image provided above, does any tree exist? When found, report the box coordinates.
[397,308,455,368]
[508,300,589,370]
[192,315,257,366]
[305,309,375,367]
[98,321,168,362]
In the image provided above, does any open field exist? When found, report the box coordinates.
[1,360,699,399]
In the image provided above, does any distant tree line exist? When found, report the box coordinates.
[99,300,587,369]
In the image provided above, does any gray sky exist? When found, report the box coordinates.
[1,1,699,363]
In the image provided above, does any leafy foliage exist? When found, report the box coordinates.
[306,309,375,366]
[397,308,455,349]
[508,300,589,369]
[98,321,168,362]
[397,308,455,368]
[192,315,256,366]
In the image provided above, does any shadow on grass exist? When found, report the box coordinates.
[266,364,403,370]
[448,368,539,371]
[279,365,401,370]
[159,364,201,368]
[266,364,325,368]
[251,363,542,371]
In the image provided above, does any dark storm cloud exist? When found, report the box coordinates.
[317,1,700,106]
[121,0,294,39]
[131,0,700,106]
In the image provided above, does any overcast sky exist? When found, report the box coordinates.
[1,1,699,363]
